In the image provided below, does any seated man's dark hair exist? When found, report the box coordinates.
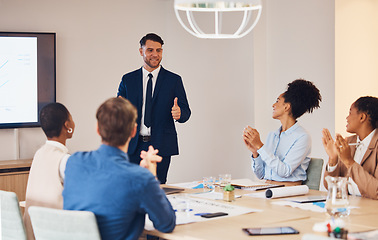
[140,33,164,48]
[40,103,70,138]
[96,97,137,147]
[354,96,378,129]
[283,79,322,119]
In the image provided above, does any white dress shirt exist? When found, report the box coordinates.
[140,66,161,136]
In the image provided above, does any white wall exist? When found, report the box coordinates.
[254,1,335,190]
[335,0,378,136]
[0,0,335,186]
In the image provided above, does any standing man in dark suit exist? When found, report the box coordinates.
[117,33,191,184]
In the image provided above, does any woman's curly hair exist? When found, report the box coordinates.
[283,79,322,119]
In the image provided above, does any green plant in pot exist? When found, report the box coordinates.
[223,184,235,202]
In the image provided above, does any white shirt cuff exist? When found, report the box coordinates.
[327,162,338,172]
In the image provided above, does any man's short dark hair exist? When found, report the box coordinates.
[354,96,378,129]
[140,33,164,48]
[40,103,70,138]
[96,98,137,147]
[283,79,322,119]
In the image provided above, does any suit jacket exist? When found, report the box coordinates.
[117,66,191,156]
[324,130,378,200]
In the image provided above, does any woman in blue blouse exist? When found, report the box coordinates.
[243,79,321,186]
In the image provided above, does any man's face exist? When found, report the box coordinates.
[140,40,163,71]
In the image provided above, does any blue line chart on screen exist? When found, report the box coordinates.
[0,60,10,88]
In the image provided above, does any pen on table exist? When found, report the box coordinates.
[348,143,359,146]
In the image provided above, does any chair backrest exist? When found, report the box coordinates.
[0,190,27,240]
[28,206,101,240]
[303,158,324,190]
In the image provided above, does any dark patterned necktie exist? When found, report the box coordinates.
[144,73,153,127]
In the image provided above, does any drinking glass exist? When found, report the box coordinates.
[203,176,215,192]
[219,174,232,187]
[175,194,191,213]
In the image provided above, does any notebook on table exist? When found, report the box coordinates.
[231,179,284,191]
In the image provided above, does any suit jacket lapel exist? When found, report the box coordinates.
[360,130,378,166]
[137,68,143,111]
[152,66,166,102]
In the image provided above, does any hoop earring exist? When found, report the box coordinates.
[67,128,73,134]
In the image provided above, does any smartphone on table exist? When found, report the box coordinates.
[242,226,299,236]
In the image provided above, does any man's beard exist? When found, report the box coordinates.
[145,58,161,69]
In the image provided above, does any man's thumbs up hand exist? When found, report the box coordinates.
[171,97,181,120]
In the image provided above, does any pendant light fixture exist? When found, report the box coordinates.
[174,0,262,39]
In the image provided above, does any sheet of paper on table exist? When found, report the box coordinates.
[167,181,203,189]
[190,191,241,200]
[168,178,278,190]
[272,200,327,213]
[348,229,378,240]
[282,195,327,203]
[145,194,262,230]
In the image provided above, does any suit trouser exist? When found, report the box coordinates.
[129,140,171,184]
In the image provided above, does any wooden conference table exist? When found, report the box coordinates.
[145,187,378,240]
